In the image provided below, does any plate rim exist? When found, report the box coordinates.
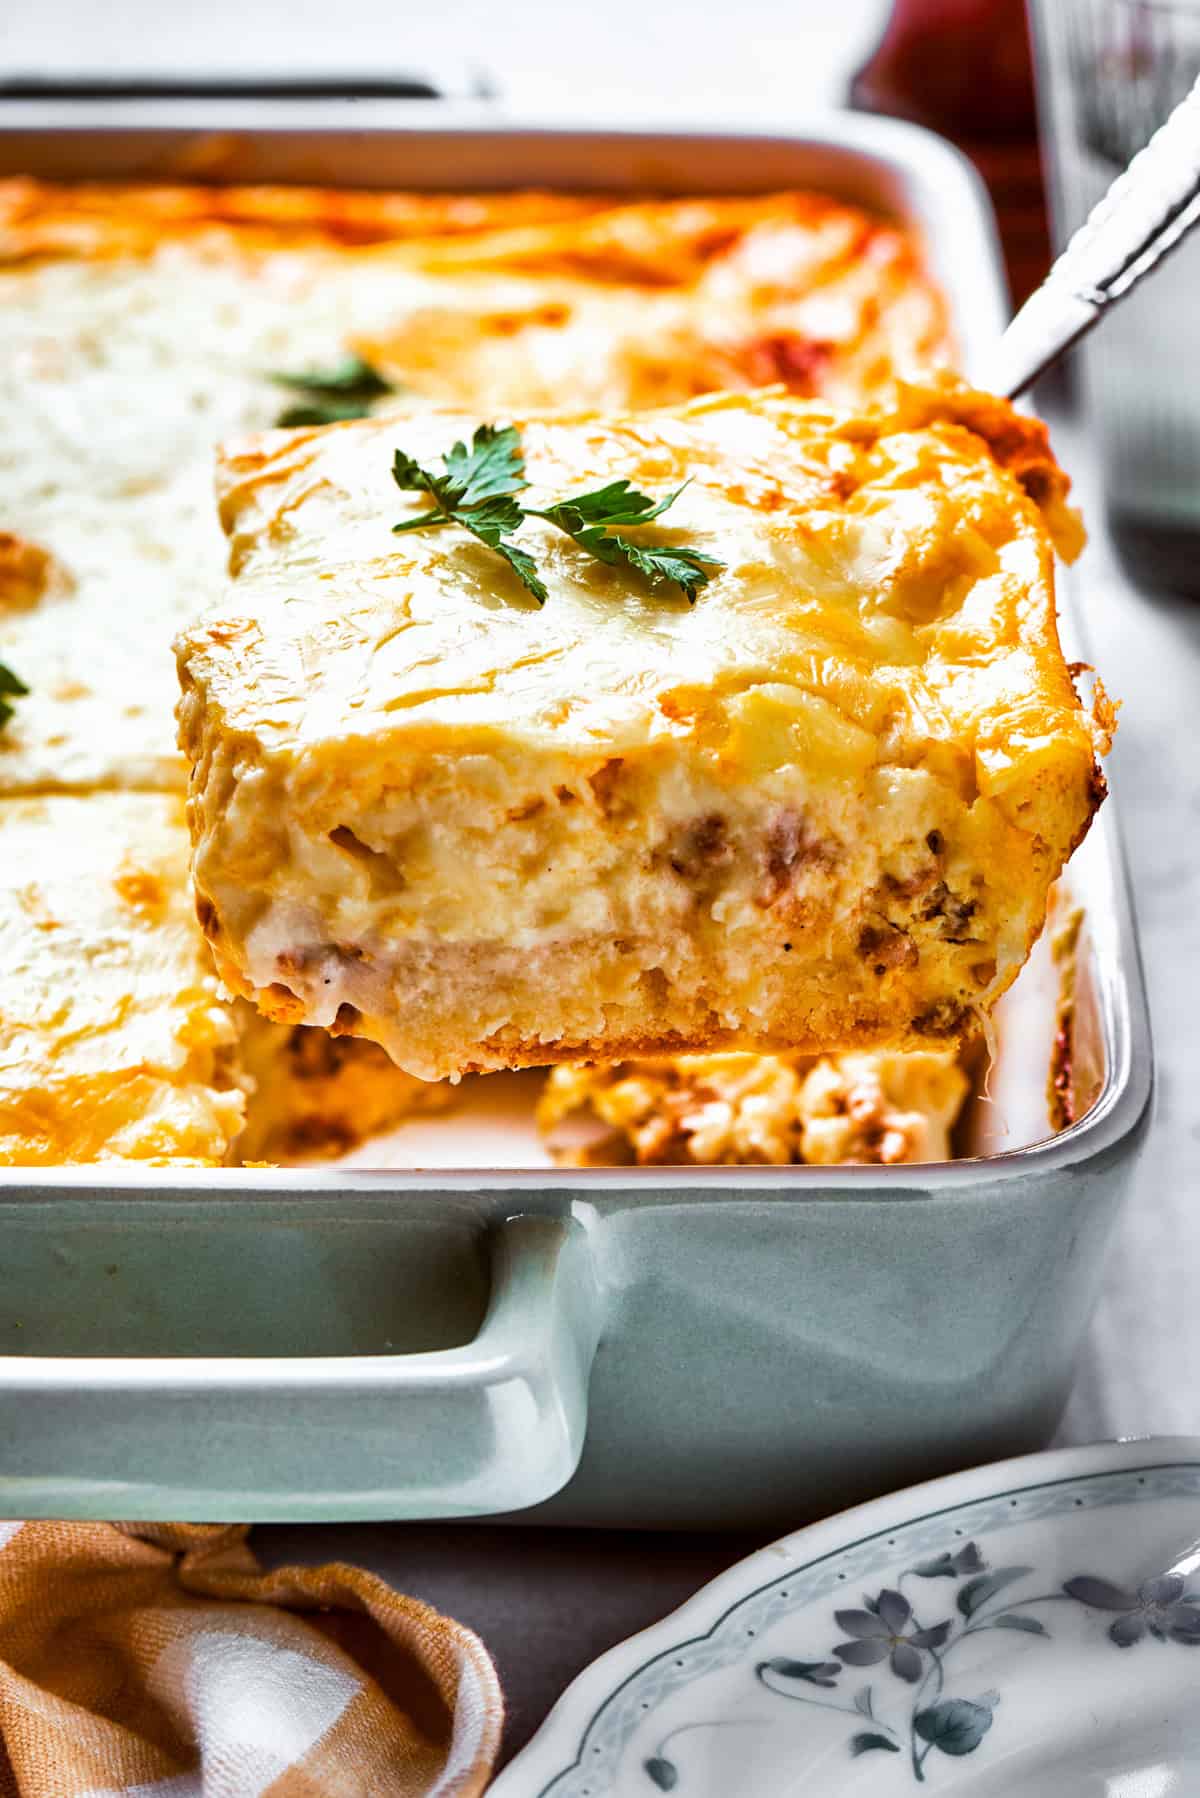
[492,1434,1200,1795]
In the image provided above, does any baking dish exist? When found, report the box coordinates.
[0,105,1153,1527]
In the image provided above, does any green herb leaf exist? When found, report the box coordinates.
[272,352,392,399]
[0,660,29,733]
[531,476,724,604]
[388,424,722,606]
[452,492,548,606]
[391,428,545,604]
[271,353,394,427]
[275,400,372,427]
[392,425,528,512]
[534,477,685,533]
[581,532,724,605]
[440,424,529,508]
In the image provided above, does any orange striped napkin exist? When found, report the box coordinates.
[0,1520,502,1796]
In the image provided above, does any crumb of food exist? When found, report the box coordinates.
[1048,906,1085,1132]
[537,1049,969,1168]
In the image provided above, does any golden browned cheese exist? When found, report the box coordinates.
[0,180,619,263]
[0,790,443,1165]
[176,380,1103,1082]
[537,1050,969,1166]
[0,793,246,1165]
[0,533,71,611]
[348,191,950,411]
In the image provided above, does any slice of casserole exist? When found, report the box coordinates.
[538,1049,969,1166]
[0,793,247,1165]
[177,380,1104,1081]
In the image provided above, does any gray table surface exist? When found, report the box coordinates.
[15,0,1199,1773]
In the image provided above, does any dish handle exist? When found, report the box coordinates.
[367,1210,600,1516]
[0,1213,600,1522]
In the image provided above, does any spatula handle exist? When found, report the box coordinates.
[987,71,1200,399]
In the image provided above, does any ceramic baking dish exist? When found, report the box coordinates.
[0,104,1153,1527]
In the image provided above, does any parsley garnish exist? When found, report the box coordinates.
[531,480,721,604]
[392,424,546,602]
[390,425,724,606]
[271,353,394,427]
[0,661,28,733]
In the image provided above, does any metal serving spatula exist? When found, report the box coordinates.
[986,71,1200,400]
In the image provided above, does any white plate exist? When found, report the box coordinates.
[493,1439,1200,1796]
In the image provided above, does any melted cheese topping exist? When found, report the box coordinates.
[0,792,245,1164]
[0,180,946,795]
[202,382,1084,771]
[178,382,1100,1079]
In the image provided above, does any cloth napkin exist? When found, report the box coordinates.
[0,1520,502,1797]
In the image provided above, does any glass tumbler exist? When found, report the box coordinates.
[1029,0,1200,593]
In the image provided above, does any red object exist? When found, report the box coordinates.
[850,0,1050,307]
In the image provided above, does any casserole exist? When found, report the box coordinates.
[0,161,967,1152]
[0,105,1152,1526]
[178,385,1100,1080]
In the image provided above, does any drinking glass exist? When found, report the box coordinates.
[1030,0,1200,592]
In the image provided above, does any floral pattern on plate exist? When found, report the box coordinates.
[492,1445,1200,1798]
[645,1535,1200,1786]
